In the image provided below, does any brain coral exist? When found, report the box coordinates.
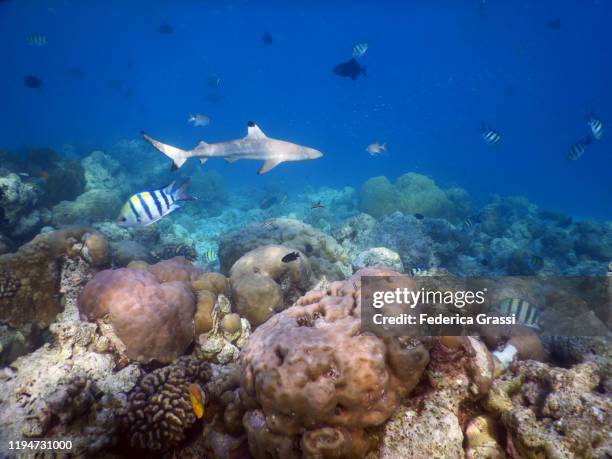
[0,226,105,328]
[79,266,196,363]
[120,356,212,451]
[219,218,351,280]
[240,268,430,458]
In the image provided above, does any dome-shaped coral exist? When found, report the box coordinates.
[79,267,195,363]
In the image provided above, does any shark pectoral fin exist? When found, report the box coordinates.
[224,157,240,163]
[258,159,282,175]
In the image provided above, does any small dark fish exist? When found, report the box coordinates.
[259,196,278,209]
[567,137,592,161]
[207,74,222,89]
[480,259,489,267]
[479,124,502,146]
[206,92,224,104]
[158,23,174,34]
[311,201,325,209]
[262,31,273,45]
[123,88,133,99]
[545,19,562,30]
[414,213,424,220]
[505,86,516,96]
[106,79,125,90]
[23,75,43,89]
[68,67,86,79]
[282,251,300,263]
[333,58,367,81]
[527,253,544,271]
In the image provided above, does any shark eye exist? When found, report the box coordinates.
[120,217,127,222]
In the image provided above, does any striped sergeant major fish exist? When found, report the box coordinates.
[352,42,369,59]
[478,124,502,146]
[27,33,47,46]
[494,298,541,330]
[117,179,195,227]
[585,111,603,140]
[566,137,592,161]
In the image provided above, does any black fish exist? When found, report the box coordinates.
[158,23,174,34]
[68,67,86,79]
[106,79,125,90]
[333,58,367,81]
[311,201,325,209]
[545,19,562,30]
[262,31,273,45]
[23,75,43,89]
[259,196,278,209]
[480,259,489,267]
[282,251,300,263]
[414,213,424,220]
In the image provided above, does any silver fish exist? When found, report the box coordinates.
[352,42,369,59]
[586,111,603,140]
[567,137,592,161]
[142,122,323,175]
[366,142,386,155]
[479,124,502,146]
[188,113,210,127]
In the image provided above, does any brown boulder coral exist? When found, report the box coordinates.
[219,218,351,280]
[79,266,196,363]
[229,244,312,327]
[240,268,430,459]
[0,226,108,329]
[119,356,212,452]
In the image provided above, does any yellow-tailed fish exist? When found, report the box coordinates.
[117,178,195,227]
[188,383,206,419]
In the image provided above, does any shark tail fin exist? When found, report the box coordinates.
[141,130,189,171]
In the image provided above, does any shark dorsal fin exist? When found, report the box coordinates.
[247,121,267,139]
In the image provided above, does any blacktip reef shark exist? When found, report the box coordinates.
[141,121,323,175]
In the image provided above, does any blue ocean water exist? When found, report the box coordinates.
[1,0,610,219]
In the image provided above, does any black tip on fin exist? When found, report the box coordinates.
[247,121,255,127]
[171,162,178,171]
[140,130,147,135]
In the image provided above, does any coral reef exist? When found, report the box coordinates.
[0,226,109,329]
[359,173,470,220]
[229,244,313,326]
[219,218,351,280]
[195,292,251,364]
[0,171,47,239]
[351,246,404,272]
[119,356,212,451]
[79,260,197,363]
[0,255,142,456]
[485,360,612,458]
[240,268,430,458]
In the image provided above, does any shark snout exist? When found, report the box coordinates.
[308,148,323,159]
